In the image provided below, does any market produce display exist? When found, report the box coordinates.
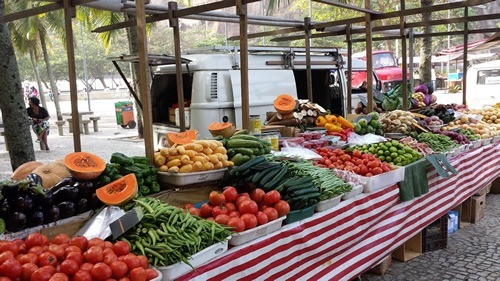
[316,114,354,133]
[0,233,159,280]
[409,132,459,153]
[266,96,325,126]
[411,84,437,109]
[349,141,422,166]
[98,153,160,196]
[154,139,234,172]
[418,105,455,124]
[441,113,499,139]
[458,128,480,142]
[380,110,415,134]
[353,112,383,135]
[223,133,272,166]
[187,186,289,232]
[121,197,232,267]
[399,136,435,156]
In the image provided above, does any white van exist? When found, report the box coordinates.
[111,46,375,149]
[466,60,500,109]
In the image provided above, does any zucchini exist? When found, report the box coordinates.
[251,170,269,184]
[227,139,263,149]
[259,166,284,187]
[231,147,255,156]
[229,134,261,141]
[290,187,320,197]
[290,192,321,210]
[231,153,250,166]
[284,176,313,188]
[286,182,315,193]
[264,166,288,190]
[275,177,298,193]
[236,156,266,174]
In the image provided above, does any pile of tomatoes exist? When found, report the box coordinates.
[0,233,158,281]
[184,186,290,232]
[314,148,393,177]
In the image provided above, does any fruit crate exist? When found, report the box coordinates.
[422,215,448,253]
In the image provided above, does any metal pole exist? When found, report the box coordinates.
[305,17,313,102]
[365,0,373,113]
[346,24,352,114]
[80,24,91,111]
[169,2,186,131]
[462,7,468,105]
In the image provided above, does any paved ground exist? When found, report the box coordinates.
[362,193,500,281]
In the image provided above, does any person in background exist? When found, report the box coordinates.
[431,65,437,91]
[30,86,39,98]
[27,97,50,151]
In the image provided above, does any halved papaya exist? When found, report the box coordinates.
[96,173,138,206]
[166,130,197,146]
[64,152,106,181]
[274,94,297,114]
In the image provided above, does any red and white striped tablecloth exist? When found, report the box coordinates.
[179,143,500,281]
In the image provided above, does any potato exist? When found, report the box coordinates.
[155,155,167,167]
[179,164,193,173]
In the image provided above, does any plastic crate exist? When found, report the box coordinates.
[422,215,448,253]
[284,204,316,225]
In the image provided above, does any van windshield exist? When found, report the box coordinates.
[373,53,398,68]
[477,69,500,85]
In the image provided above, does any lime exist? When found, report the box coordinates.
[362,144,369,150]
[397,150,405,155]
[394,157,402,163]
[404,147,414,153]
[369,147,376,154]
[385,142,392,147]
[391,140,399,146]
[389,147,398,152]
[379,156,386,161]
[386,156,392,162]
[384,151,391,156]
[379,144,387,151]
[390,152,398,158]
[378,150,385,156]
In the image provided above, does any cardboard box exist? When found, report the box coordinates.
[369,255,392,275]
[392,232,422,262]
[460,197,473,225]
[471,194,486,223]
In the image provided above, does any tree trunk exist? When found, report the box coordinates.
[29,48,48,109]
[98,77,108,89]
[0,0,36,170]
[126,13,144,139]
[419,0,433,84]
[40,33,63,121]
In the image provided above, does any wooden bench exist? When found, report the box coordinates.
[89,116,100,132]
[67,119,91,135]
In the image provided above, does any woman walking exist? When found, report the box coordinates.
[27,97,50,151]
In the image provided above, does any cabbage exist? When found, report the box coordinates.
[414,84,428,95]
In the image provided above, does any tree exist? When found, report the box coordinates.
[0,0,36,170]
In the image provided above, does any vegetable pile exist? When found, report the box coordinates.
[349,140,422,166]
[223,133,272,166]
[410,132,459,153]
[354,112,384,136]
[399,136,434,156]
[122,197,232,267]
[380,110,415,134]
[0,233,158,281]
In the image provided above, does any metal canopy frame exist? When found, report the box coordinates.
[1,0,498,157]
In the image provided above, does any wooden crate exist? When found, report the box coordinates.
[392,232,422,262]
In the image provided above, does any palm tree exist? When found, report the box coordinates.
[0,0,37,169]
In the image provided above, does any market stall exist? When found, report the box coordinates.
[175,142,499,281]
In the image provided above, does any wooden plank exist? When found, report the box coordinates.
[463,8,469,106]
[169,2,186,132]
[0,3,62,23]
[365,0,373,114]
[305,17,313,102]
[346,24,352,114]
[175,0,259,18]
[237,0,250,131]
[400,0,408,111]
[228,26,304,41]
[312,0,380,14]
[136,0,155,160]
[63,0,81,152]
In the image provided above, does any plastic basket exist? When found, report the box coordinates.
[229,216,286,246]
[284,204,316,225]
[422,215,448,253]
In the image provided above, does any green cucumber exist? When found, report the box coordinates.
[259,166,285,187]
[286,182,315,193]
[290,187,320,197]
[229,134,261,141]
[227,139,263,149]
[264,166,288,190]
[231,147,255,156]
[275,177,298,193]
[251,169,271,184]
[236,155,266,174]
[284,176,313,188]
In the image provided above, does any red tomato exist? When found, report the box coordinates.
[259,204,268,211]
[256,211,268,225]
[365,172,373,177]
[234,196,250,208]
[211,205,229,217]
[206,217,215,221]
[83,246,104,264]
[137,255,149,269]
[38,252,58,267]
[214,214,230,225]
[59,259,80,276]
[223,202,237,212]
[372,167,383,175]
[262,207,279,221]
[0,258,22,278]
[228,211,240,218]
[240,213,258,230]
[91,262,112,281]
[249,188,265,204]
[103,241,114,249]
[352,149,362,158]
[222,186,238,203]
[21,262,38,281]
[352,166,361,174]
[87,238,106,249]
[29,246,45,256]
[145,268,159,281]
[49,273,69,281]
[199,203,214,218]
[64,245,82,257]
[0,251,14,265]
[110,261,128,279]
[273,200,291,217]
[0,242,19,257]
[182,203,194,210]
[188,207,201,217]
[80,263,94,271]
[66,252,84,266]
[238,200,258,215]
[52,234,71,245]
[31,265,56,281]
[129,267,146,281]
[208,191,225,206]
[226,217,245,232]
[359,165,368,176]
[70,237,88,252]
[18,253,38,265]
[112,241,130,257]
[73,270,93,281]
[48,244,65,260]
[118,278,131,281]
[324,159,332,166]
[103,253,118,265]
[122,254,141,271]
[263,190,281,206]
[25,233,45,249]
